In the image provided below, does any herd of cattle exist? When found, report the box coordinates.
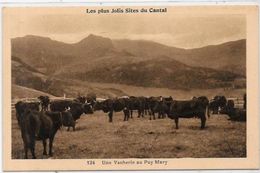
[14,94,246,159]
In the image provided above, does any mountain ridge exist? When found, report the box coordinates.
[11,34,246,90]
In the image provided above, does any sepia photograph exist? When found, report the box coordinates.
[2,6,259,171]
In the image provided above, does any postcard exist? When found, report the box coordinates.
[2,5,259,171]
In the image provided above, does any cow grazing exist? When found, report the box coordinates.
[38,96,50,111]
[18,108,66,159]
[168,96,209,129]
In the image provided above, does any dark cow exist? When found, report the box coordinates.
[70,101,94,121]
[74,95,96,107]
[147,96,159,120]
[168,96,209,129]
[226,107,246,122]
[159,96,174,118]
[220,100,235,114]
[94,97,130,122]
[15,101,40,125]
[223,100,246,122]
[45,111,76,131]
[38,96,50,111]
[209,96,227,114]
[128,96,146,118]
[50,100,93,130]
[147,96,173,120]
[50,100,72,112]
[86,93,97,107]
[18,109,65,159]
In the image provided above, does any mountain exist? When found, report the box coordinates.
[75,56,244,89]
[11,34,246,90]
[12,35,246,76]
[12,34,116,74]
[11,55,128,98]
[113,39,246,75]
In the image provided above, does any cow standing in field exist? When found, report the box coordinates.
[168,96,209,129]
[94,97,130,122]
[50,100,93,130]
[15,101,74,159]
[128,96,146,118]
[15,101,40,126]
[147,96,173,120]
[50,100,72,112]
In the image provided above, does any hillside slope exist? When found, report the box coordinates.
[12,35,246,76]
[11,34,246,90]
[76,57,244,89]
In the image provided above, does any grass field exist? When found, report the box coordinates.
[12,109,246,159]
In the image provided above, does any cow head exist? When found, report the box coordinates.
[93,100,108,112]
[82,103,94,114]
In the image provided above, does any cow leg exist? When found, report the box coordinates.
[130,110,133,118]
[137,110,141,118]
[126,112,129,121]
[48,137,54,157]
[24,143,28,159]
[108,111,113,123]
[73,125,75,131]
[200,115,206,129]
[153,111,156,120]
[67,127,70,131]
[123,112,126,121]
[30,138,36,159]
[174,118,179,129]
[42,139,47,155]
[158,111,161,119]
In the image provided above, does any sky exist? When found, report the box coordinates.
[6,7,246,49]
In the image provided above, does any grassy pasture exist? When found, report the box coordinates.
[12,110,246,159]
